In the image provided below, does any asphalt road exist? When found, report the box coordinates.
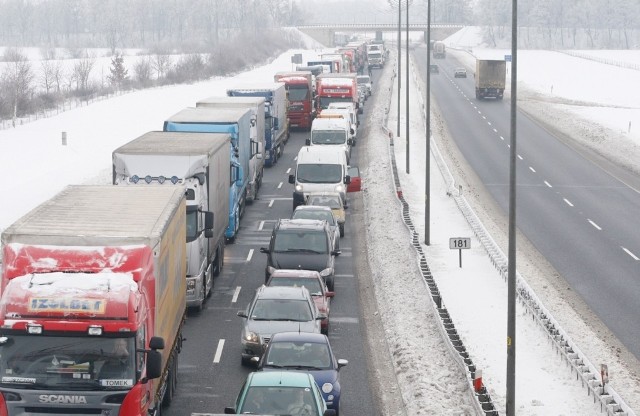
[413,46,640,359]
[164,78,382,416]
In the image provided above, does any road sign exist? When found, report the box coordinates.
[450,237,470,267]
[291,53,303,64]
[505,54,512,62]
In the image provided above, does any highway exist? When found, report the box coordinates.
[412,46,640,359]
[165,76,384,416]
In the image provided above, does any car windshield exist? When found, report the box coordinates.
[319,96,352,110]
[296,164,342,184]
[0,335,136,390]
[311,130,347,145]
[308,196,342,209]
[268,277,323,295]
[287,85,309,101]
[265,341,332,369]
[240,386,318,415]
[251,299,313,321]
[273,230,328,253]
[292,209,336,226]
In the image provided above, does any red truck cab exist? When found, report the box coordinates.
[274,71,315,130]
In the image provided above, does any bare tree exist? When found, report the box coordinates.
[72,50,95,93]
[133,56,153,87]
[152,53,172,80]
[1,49,35,125]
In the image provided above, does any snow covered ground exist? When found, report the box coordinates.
[1,27,640,414]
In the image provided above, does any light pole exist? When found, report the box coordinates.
[424,0,431,245]
[405,0,410,173]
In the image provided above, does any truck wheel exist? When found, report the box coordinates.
[162,357,176,407]
[325,276,335,292]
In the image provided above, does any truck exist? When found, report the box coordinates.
[366,44,385,68]
[315,73,360,115]
[227,83,289,167]
[196,96,265,202]
[112,131,231,311]
[320,53,347,73]
[433,41,446,59]
[0,185,186,416]
[475,59,507,100]
[274,71,315,131]
[164,107,253,241]
[306,60,335,74]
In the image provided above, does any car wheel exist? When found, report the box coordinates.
[339,223,344,238]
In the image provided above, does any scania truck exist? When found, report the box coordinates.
[274,71,315,130]
[0,185,186,416]
[113,131,231,311]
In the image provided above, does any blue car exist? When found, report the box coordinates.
[255,332,347,416]
[224,370,335,416]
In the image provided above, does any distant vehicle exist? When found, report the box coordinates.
[433,41,446,59]
[266,269,335,333]
[356,75,372,96]
[236,285,325,365]
[454,68,467,78]
[346,166,362,193]
[260,219,340,290]
[306,192,346,237]
[224,371,335,415]
[256,332,347,415]
[430,64,440,74]
[292,205,341,251]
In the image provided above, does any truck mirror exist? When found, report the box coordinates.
[149,336,165,350]
[204,230,213,238]
[145,350,162,380]
[344,175,351,184]
[288,174,295,184]
[204,211,214,230]
[350,128,355,135]
[305,138,311,146]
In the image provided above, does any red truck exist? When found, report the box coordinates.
[0,185,186,416]
[315,73,360,115]
[274,71,315,130]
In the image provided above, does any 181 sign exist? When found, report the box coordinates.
[449,237,471,267]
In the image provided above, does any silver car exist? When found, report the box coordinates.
[291,205,340,251]
[237,285,325,366]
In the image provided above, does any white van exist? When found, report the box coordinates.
[306,116,354,163]
[327,102,359,127]
[289,146,350,210]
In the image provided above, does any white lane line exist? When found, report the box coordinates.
[286,168,291,174]
[269,199,275,208]
[482,115,487,120]
[500,136,505,141]
[232,286,241,303]
[488,121,492,126]
[246,249,254,262]
[544,181,552,188]
[588,219,602,230]
[277,182,283,189]
[622,247,639,260]
[564,198,574,207]
[258,221,265,231]
[517,155,523,160]
[213,339,225,363]
[529,166,536,173]
[493,128,498,133]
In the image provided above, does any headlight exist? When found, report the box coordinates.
[335,184,344,193]
[295,184,304,192]
[322,383,334,394]
[319,267,333,277]
[244,331,259,343]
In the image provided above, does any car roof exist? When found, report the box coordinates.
[269,269,323,279]
[307,192,344,202]
[248,370,315,388]
[255,285,312,300]
[276,218,328,231]
[269,331,329,344]
[294,205,333,213]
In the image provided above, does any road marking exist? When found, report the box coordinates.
[487,121,492,126]
[286,168,291,174]
[213,339,225,363]
[622,247,639,260]
[544,181,552,188]
[482,115,487,120]
[232,286,241,303]
[269,199,275,208]
[588,219,602,230]
[493,128,498,133]
[277,182,283,189]
[500,136,505,141]
[258,221,265,231]
[246,249,254,262]
[564,198,574,207]
[529,166,536,173]
[517,154,523,160]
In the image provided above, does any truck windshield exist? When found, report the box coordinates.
[319,97,352,110]
[0,335,136,390]
[287,85,309,101]
[296,164,342,184]
[311,130,347,145]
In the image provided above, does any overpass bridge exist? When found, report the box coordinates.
[296,23,464,47]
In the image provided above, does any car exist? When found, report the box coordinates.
[429,64,439,74]
[306,192,346,237]
[266,269,335,334]
[292,205,340,251]
[256,332,348,415]
[356,75,372,96]
[260,219,340,290]
[346,166,361,193]
[237,285,326,365]
[224,370,336,416]
[454,67,467,78]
